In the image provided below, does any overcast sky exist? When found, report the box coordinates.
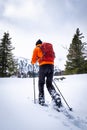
[0,0,87,69]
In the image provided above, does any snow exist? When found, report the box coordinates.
[0,74,87,130]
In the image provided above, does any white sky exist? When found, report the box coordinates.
[0,0,87,69]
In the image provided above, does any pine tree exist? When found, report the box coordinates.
[0,32,17,77]
[65,28,87,74]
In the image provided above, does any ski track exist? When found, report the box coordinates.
[49,108,87,130]
[61,108,87,130]
[31,99,87,130]
[1,75,87,130]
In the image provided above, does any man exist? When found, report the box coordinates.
[31,39,62,108]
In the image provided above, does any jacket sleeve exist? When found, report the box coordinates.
[31,47,38,64]
[31,46,43,64]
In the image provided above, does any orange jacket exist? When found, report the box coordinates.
[31,44,54,66]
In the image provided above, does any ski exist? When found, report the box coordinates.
[52,105,60,112]
[34,99,49,107]
[53,105,74,120]
[39,103,49,107]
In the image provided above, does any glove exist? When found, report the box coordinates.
[31,61,34,65]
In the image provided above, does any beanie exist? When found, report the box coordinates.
[36,39,42,45]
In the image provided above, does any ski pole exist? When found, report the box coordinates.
[33,64,36,104]
[53,80,72,111]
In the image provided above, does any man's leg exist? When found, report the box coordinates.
[38,66,45,105]
[46,65,62,107]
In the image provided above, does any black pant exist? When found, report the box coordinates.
[38,64,60,103]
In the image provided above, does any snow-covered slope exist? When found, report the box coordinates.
[0,74,87,130]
